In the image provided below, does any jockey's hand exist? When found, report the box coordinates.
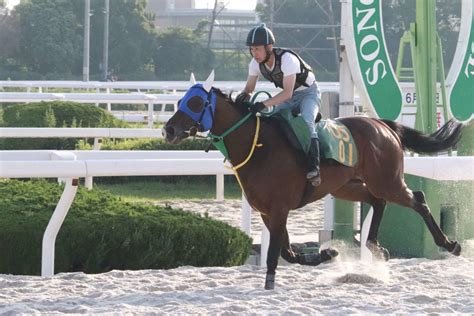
[235,91,250,105]
[249,101,266,114]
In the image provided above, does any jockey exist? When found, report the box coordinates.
[236,23,322,186]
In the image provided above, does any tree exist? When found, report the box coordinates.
[256,0,341,80]
[153,27,215,80]
[82,0,156,76]
[0,8,20,59]
[256,0,461,80]
[15,0,82,75]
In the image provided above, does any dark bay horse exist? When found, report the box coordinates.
[163,78,464,290]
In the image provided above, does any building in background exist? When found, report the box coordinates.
[147,0,257,50]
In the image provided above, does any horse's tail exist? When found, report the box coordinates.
[381,119,464,154]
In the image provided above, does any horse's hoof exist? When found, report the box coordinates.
[381,247,390,261]
[450,241,461,256]
[367,241,390,261]
[264,274,275,290]
[320,248,339,262]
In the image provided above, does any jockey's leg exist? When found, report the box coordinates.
[299,84,321,186]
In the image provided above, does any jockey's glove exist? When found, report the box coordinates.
[235,91,251,105]
[249,101,266,114]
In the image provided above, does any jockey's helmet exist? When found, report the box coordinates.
[246,23,275,46]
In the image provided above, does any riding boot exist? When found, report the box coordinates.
[306,138,321,186]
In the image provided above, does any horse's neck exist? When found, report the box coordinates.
[211,97,258,165]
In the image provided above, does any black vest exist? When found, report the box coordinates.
[259,48,313,90]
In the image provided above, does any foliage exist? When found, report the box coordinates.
[153,27,215,80]
[95,178,242,201]
[78,0,156,77]
[15,0,83,75]
[382,0,461,72]
[0,8,20,60]
[99,137,210,151]
[0,101,127,149]
[256,0,341,77]
[9,0,156,79]
[0,179,252,275]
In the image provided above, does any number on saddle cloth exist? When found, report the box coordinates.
[269,111,358,167]
[316,120,358,167]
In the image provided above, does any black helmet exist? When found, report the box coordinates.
[246,23,275,46]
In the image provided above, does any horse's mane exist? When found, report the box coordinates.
[213,87,250,115]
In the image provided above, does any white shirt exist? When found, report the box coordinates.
[249,52,316,91]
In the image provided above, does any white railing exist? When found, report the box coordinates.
[0,128,213,188]
[0,150,266,275]
[0,80,341,93]
[2,150,472,276]
[0,127,164,139]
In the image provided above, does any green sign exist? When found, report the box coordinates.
[449,0,474,122]
[350,0,403,120]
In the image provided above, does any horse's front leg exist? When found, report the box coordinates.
[262,211,288,290]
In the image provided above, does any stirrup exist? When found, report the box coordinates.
[307,170,321,186]
[306,170,319,179]
[310,176,321,186]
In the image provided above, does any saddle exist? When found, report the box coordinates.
[269,109,358,167]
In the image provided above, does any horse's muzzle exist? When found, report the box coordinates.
[163,124,187,144]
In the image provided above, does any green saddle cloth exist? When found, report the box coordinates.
[270,109,358,167]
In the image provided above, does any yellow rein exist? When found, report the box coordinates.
[225,116,263,197]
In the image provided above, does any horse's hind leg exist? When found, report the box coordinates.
[332,180,389,260]
[280,227,299,264]
[388,187,461,256]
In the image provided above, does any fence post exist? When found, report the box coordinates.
[216,174,224,200]
[148,101,154,128]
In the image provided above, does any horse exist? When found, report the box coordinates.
[163,72,464,290]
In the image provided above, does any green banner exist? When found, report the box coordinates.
[351,0,402,119]
[450,1,474,122]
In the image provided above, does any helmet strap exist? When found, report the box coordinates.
[262,45,272,64]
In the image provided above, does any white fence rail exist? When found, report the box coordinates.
[2,150,472,276]
[0,150,256,275]
[0,127,164,138]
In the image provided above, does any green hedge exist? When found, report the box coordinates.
[0,179,251,275]
[0,101,127,150]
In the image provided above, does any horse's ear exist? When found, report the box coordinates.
[202,69,214,93]
[189,72,196,86]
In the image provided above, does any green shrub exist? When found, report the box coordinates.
[0,179,251,275]
[99,138,210,151]
[0,101,128,150]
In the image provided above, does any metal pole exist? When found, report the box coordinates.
[102,0,109,81]
[83,0,90,82]
[414,0,437,133]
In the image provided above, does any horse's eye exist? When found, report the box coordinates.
[188,96,204,113]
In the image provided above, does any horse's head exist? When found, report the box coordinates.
[164,71,217,144]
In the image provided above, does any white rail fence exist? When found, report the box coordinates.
[1,150,472,276]
[0,150,266,275]
[0,81,342,127]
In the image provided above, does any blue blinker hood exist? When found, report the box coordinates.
[177,83,217,132]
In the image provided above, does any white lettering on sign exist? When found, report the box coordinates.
[355,4,387,86]
[366,59,387,85]
[356,7,378,33]
[464,42,474,78]
[359,34,380,61]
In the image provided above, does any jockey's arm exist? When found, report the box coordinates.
[243,75,258,94]
[262,74,296,107]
